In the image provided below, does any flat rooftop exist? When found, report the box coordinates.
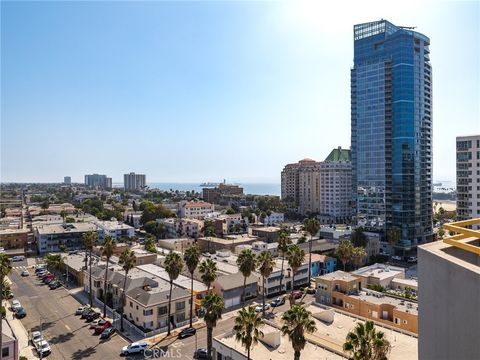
[318,270,359,282]
[307,305,418,360]
[352,263,404,281]
[137,263,207,292]
[36,222,98,235]
[95,220,133,230]
[348,291,418,315]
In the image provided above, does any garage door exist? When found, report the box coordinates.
[225,296,241,308]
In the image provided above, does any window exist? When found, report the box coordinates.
[176,313,186,323]
[144,321,154,328]
[394,317,400,324]
[2,347,9,357]
[143,309,153,316]
[130,301,133,308]
[403,320,408,324]
[158,306,168,315]
[176,301,186,311]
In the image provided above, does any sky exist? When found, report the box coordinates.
[1,0,479,184]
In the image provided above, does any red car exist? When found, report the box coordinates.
[95,320,111,334]
[292,291,303,299]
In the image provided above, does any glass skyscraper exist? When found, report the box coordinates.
[351,20,432,254]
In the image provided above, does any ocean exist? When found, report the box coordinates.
[113,182,281,196]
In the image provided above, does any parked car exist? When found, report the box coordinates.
[100,327,115,339]
[75,306,88,315]
[178,327,196,339]
[37,271,48,277]
[21,270,30,277]
[194,348,208,359]
[121,341,148,355]
[5,291,14,299]
[292,291,303,299]
[11,300,22,312]
[255,304,270,313]
[44,277,55,284]
[391,255,402,261]
[81,308,95,319]
[11,256,25,262]
[49,281,63,289]
[407,256,417,263]
[270,297,285,307]
[15,307,27,318]
[95,320,111,334]
[90,319,101,329]
[85,311,101,322]
[35,340,51,356]
[31,331,44,346]
[305,287,316,295]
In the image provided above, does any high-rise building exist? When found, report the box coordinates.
[281,147,352,221]
[64,176,71,185]
[418,219,480,360]
[351,20,433,254]
[456,135,480,220]
[124,172,146,191]
[84,174,112,189]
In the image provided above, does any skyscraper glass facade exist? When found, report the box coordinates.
[351,20,432,253]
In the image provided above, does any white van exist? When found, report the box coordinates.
[121,341,148,355]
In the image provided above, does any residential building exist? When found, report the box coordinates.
[157,238,195,252]
[34,223,100,254]
[456,135,480,220]
[207,214,248,236]
[320,225,352,241]
[250,241,278,256]
[84,174,112,189]
[319,147,352,223]
[352,263,407,289]
[157,218,203,239]
[315,271,418,333]
[64,176,71,185]
[0,229,29,250]
[418,219,480,360]
[305,253,337,276]
[213,272,258,308]
[124,172,146,191]
[202,182,244,205]
[351,20,433,254]
[1,319,19,360]
[261,212,284,225]
[250,226,280,243]
[197,235,258,253]
[179,201,214,219]
[94,220,135,240]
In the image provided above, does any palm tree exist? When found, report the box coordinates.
[43,253,64,269]
[336,239,354,271]
[303,218,320,287]
[277,229,291,295]
[281,304,317,360]
[387,227,401,250]
[101,235,116,318]
[202,293,224,360]
[0,254,12,360]
[119,248,136,332]
[198,258,218,293]
[285,245,305,306]
[352,246,367,270]
[343,320,392,360]
[236,249,257,307]
[257,251,275,318]
[233,306,265,360]
[164,252,184,336]
[82,231,97,307]
[184,245,200,328]
[1,279,11,300]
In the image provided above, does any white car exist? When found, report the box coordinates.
[21,270,30,277]
[12,256,25,262]
[11,300,22,312]
[31,331,44,345]
[391,255,402,261]
[121,341,148,355]
[255,304,270,313]
[35,340,51,356]
[75,306,87,315]
[90,319,101,329]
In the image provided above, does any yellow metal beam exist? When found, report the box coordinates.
[442,219,480,256]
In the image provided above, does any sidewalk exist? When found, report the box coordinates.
[3,300,37,360]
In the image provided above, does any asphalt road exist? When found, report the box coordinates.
[9,265,129,360]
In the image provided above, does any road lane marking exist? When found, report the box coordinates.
[65,324,71,331]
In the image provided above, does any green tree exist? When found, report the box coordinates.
[236,249,257,307]
[257,251,275,318]
[1,279,11,300]
[233,306,265,360]
[143,220,165,238]
[226,208,236,215]
[277,229,291,296]
[0,254,12,360]
[351,227,368,248]
[437,228,445,238]
[303,218,320,287]
[199,258,218,293]
[386,227,401,248]
[203,220,216,237]
[336,239,354,271]
[202,293,224,360]
[404,286,412,300]
[82,231,97,307]
[285,245,305,306]
[43,253,64,269]
[281,304,317,360]
[184,245,200,328]
[119,249,136,332]
[343,320,391,360]
[164,252,184,336]
[41,200,50,215]
[101,235,116,318]
[352,246,367,269]
[144,235,157,253]
[60,209,67,223]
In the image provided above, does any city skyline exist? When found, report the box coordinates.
[2,1,479,183]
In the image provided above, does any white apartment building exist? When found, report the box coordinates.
[250,241,278,256]
[95,220,135,239]
[157,218,203,239]
[34,223,101,254]
[261,212,285,225]
[179,201,214,219]
[124,172,146,191]
[456,135,480,220]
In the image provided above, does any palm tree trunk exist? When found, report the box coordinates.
[294,349,301,360]
[103,257,109,318]
[279,255,285,295]
[242,276,247,308]
[207,326,213,360]
[290,272,295,307]
[262,275,266,318]
[167,280,173,336]
[247,347,251,360]
[308,235,313,286]
[120,273,128,332]
[189,271,194,328]
[89,249,93,307]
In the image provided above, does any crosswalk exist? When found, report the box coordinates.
[13,265,29,271]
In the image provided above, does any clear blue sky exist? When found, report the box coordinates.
[1,0,479,183]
